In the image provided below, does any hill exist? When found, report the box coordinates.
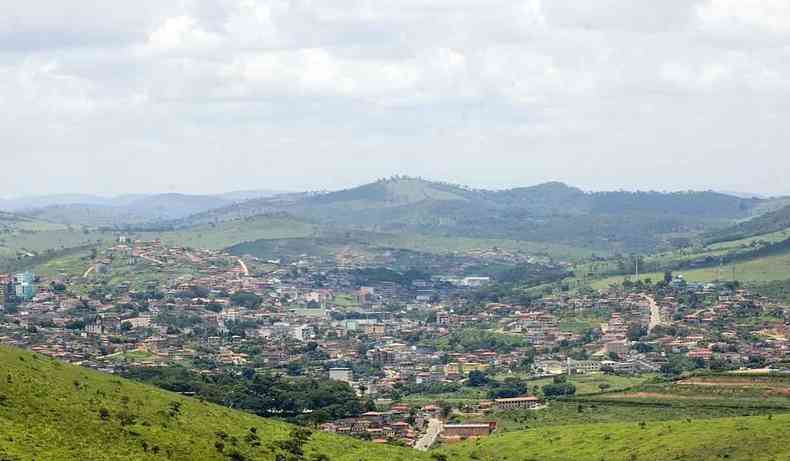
[706,204,790,245]
[22,194,234,227]
[175,177,766,253]
[0,346,424,461]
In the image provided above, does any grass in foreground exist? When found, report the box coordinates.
[438,412,790,461]
[0,346,424,461]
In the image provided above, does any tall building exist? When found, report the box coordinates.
[14,271,36,301]
[0,274,13,308]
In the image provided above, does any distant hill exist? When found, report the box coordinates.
[21,194,234,227]
[0,190,286,227]
[5,178,781,252]
[0,346,423,461]
[175,177,767,253]
[706,204,790,244]
[216,189,288,202]
[0,211,64,232]
[0,194,118,211]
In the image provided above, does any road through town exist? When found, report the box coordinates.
[415,418,443,451]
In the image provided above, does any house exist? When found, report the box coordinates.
[441,422,496,441]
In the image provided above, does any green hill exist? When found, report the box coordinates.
[0,346,424,461]
[173,177,768,253]
[706,204,790,244]
[438,413,790,461]
[23,194,234,227]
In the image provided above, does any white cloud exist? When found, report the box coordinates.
[697,0,790,35]
[145,15,223,54]
[1,0,790,196]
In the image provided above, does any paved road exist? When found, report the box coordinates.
[414,418,443,451]
[237,258,250,276]
[643,294,662,333]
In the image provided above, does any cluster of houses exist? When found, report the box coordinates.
[1,238,790,449]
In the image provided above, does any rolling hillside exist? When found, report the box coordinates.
[0,346,425,461]
[173,177,770,253]
[706,204,790,244]
[23,194,234,227]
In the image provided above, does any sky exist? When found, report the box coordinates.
[2,0,790,197]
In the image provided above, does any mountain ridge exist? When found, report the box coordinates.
[168,177,770,252]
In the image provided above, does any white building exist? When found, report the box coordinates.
[329,368,353,384]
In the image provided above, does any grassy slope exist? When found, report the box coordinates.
[576,228,790,289]
[366,232,599,260]
[154,215,317,250]
[0,346,424,461]
[588,249,790,289]
[439,413,790,461]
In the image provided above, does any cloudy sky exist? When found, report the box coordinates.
[2,0,789,197]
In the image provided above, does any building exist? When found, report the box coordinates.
[444,362,488,376]
[565,359,602,375]
[462,277,491,288]
[494,396,542,411]
[14,271,35,301]
[604,340,630,356]
[441,423,496,441]
[0,274,13,308]
[329,368,353,384]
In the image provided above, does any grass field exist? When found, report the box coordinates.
[33,249,95,278]
[0,229,113,257]
[365,232,601,261]
[536,374,654,396]
[573,228,790,289]
[459,372,790,441]
[461,398,789,434]
[154,215,317,250]
[587,248,790,289]
[0,346,426,461]
[439,412,790,460]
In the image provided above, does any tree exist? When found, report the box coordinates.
[438,401,453,420]
[230,291,262,308]
[467,370,489,387]
[120,321,133,332]
[664,271,673,284]
[627,325,648,342]
[542,382,576,398]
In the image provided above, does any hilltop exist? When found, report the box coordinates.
[0,346,425,461]
[706,203,790,244]
[173,177,771,253]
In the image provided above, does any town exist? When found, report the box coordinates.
[1,236,788,449]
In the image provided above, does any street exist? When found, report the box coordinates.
[414,418,443,451]
[642,294,662,333]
